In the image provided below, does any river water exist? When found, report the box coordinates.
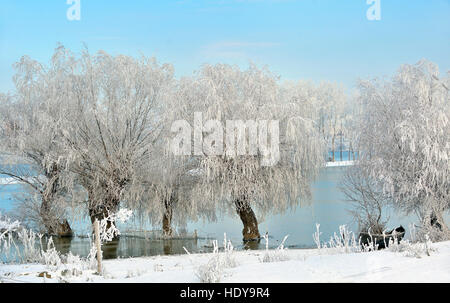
[0,166,443,260]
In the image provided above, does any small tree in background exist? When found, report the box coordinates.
[341,164,389,234]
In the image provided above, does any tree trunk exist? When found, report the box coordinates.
[89,206,118,238]
[332,135,335,162]
[162,203,173,237]
[163,239,173,255]
[430,210,449,233]
[349,142,353,161]
[162,193,177,237]
[40,165,73,237]
[56,220,72,237]
[40,196,73,237]
[235,197,260,241]
[88,189,121,241]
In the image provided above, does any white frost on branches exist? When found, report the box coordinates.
[98,208,133,242]
[356,60,450,238]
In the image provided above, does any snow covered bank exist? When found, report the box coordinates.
[325,161,354,167]
[1,241,449,283]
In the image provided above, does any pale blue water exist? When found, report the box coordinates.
[0,166,443,260]
[186,166,422,249]
[0,184,21,212]
[327,150,358,162]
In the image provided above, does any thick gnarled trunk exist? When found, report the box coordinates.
[235,197,260,241]
[88,188,121,241]
[162,194,176,237]
[40,197,73,237]
[430,211,449,233]
[162,207,173,237]
[40,165,73,237]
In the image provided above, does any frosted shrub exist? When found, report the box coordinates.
[313,224,362,255]
[313,224,322,250]
[57,251,96,280]
[194,239,223,283]
[328,225,360,254]
[360,228,377,252]
[196,254,223,283]
[261,234,290,263]
[42,237,62,270]
[1,214,49,264]
[0,213,21,262]
[313,223,437,258]
[0,232,14,261]
[1,222,67,266]
[222,233,238,268]
[63,252,86,272]
[86,236,99,271]
[1,213,85,272]
[1,213,113,280]
[15,228,43,263]
[387,234,435,258]
[193,233,237,283]
[0,212,20,233]
[12,229,64,266]
[416,224,450,243]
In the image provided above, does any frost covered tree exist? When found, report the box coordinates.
[171,64,325,241]
[315,82,347,161]
[52,47,175,234]
[281,80,348,161]
[0,56,76,236]
[342,91,363,161]
[134,152,206,237]
[357,60,450,238]
[131,79,220,237]
[341,164,390,234]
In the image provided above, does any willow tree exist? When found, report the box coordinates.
[47,47,175,233]
[134,151,207,237]
[281,80,348,161]
[0,55,76,236]
[172,64,325,241]
[131,79,216,237]
[357,60,450,239]
[315,82,347,162]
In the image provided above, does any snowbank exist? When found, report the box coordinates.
[1,241,449,283]
[325,161,354,167]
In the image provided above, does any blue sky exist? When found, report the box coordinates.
[0,0,449,92]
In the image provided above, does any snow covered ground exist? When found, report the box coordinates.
[1,240,449,283]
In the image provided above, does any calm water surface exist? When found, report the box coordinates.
[1,166,445,261]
